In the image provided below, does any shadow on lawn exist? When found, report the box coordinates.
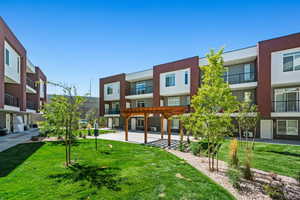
[47,140,80,146]
[266,150,300,158]
[49,163,127,191]
[0,142,45,177]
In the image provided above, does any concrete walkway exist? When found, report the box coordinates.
[0,129,39,152]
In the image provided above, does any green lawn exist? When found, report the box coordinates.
[76,129,116,135]
[0,140,234,200]
[217,140,300,178]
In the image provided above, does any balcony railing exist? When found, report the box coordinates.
[26,101,37,110]
[5,93,19,107]
[105,108,120,115]
[222,72,256,84]
[272,100,300,112]
[129,85,153,95]
[26,78,36,89]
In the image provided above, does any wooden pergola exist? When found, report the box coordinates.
[121,106,188,146]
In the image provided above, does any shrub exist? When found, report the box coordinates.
[227,168,241,189]
[242,147,253,180]
[190,141,201,156]
[190,140,221,156]
[263,184,285,200]
[178,141,185,152]
[296,171,300,185]
[229,139,239,168]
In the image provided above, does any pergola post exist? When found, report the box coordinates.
[144,113,148,144]
[160,115,164,139]
[124,116,129,141]
[167,118,171,147]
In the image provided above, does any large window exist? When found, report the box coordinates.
[283,51,300,72]
[274,87,300,112]
[277,120,298,136]
[223,63,255,84]
[136,81,146,94]
[107,86,113,95]
[137,100,145,107]
[165,74,175,87]
[137,118,144,127]
[5,48,9,65]
[168,96,180,106]
[232,90,255,103]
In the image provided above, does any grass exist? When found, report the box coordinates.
[76,129,116,135]
[217,139,300,179]
[0,139,234,200]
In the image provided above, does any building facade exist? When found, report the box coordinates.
[0,17,47,133]
[99,33,300,140]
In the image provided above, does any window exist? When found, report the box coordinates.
[274,87,299,112]
[184,71,188,85]
[182,96,190,105]
[17,57,20,73]
[165,74,175,87]
[283,52,300,72]
[107,86,113,95]
[244,64,251,81]
[172,119,180,129]
[137,118,144,127]
[5,49,9,65]
[136,82,146,94]
[137,100,145,107]
[244,91,252,102]
[277,120,298,136]
[168,96,180,106]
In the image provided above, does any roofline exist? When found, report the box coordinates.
[199,45,257,59]
[259,32,300,43]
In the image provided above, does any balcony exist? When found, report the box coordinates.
[222,72,256,85]
[5,93,19,107]
[26,78,36,89]
[272,100,300,112]
[105,108,120,115]
[26,101,37,110]
[129,85,153,95]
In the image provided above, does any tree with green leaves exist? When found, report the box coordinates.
[236,101,260,149]
[85,108,98,126]
[42,82,85,166]
[184,49,238,171]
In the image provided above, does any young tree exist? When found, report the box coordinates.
[85,108,98,126]
[185,49,238,171]
[236,101,260,149]
[42,82,85,166]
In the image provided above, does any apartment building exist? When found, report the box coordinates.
[99,32,300,141]
[0,17,47,133]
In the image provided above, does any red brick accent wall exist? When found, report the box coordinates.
[153,56,199,107]
[99,73,127,116]
[0,17,27,110]
[257,33,300,117]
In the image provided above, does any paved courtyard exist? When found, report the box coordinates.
[88,130,191,149]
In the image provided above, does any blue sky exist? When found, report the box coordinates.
[1,0,300,97]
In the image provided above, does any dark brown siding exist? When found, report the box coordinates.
[0,17,27,111]
[153,56,199,107]
[257,33,300,118]
[99,73,127,116]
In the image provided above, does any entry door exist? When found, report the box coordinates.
[131,118,136,130]
[260,120,273,139]
[108,118,113,128]
[6,114,11,132]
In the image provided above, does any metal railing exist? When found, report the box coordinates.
[105,108,120,114]
[222,72,256,84]
[129,85,153,95]
[26,78,36,89]
[26,101,37,110]
[272,100,300,112]
[5,93,19,107]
